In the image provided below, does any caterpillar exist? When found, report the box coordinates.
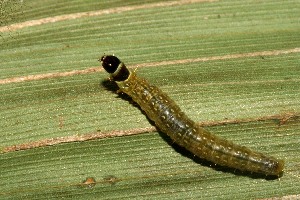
[100,55,284,177]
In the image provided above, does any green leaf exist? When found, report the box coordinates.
[1,0,299,199]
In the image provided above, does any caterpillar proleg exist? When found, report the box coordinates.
[100,55,284,177]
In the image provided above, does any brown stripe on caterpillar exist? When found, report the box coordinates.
[100,55,284,177]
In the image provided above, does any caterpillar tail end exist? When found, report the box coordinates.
[271,159,285,177]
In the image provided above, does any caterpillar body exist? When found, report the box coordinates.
[100,55,284,177]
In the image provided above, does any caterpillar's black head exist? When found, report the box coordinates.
[100,55,121,74]
[100,55,130,81]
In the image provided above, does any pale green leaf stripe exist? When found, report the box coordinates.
[0,0,299,199]
[1,56,299,147]
[0,122,299,199]
[1,0,299,78]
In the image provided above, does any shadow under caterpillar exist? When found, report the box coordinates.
[99,55,284,178]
